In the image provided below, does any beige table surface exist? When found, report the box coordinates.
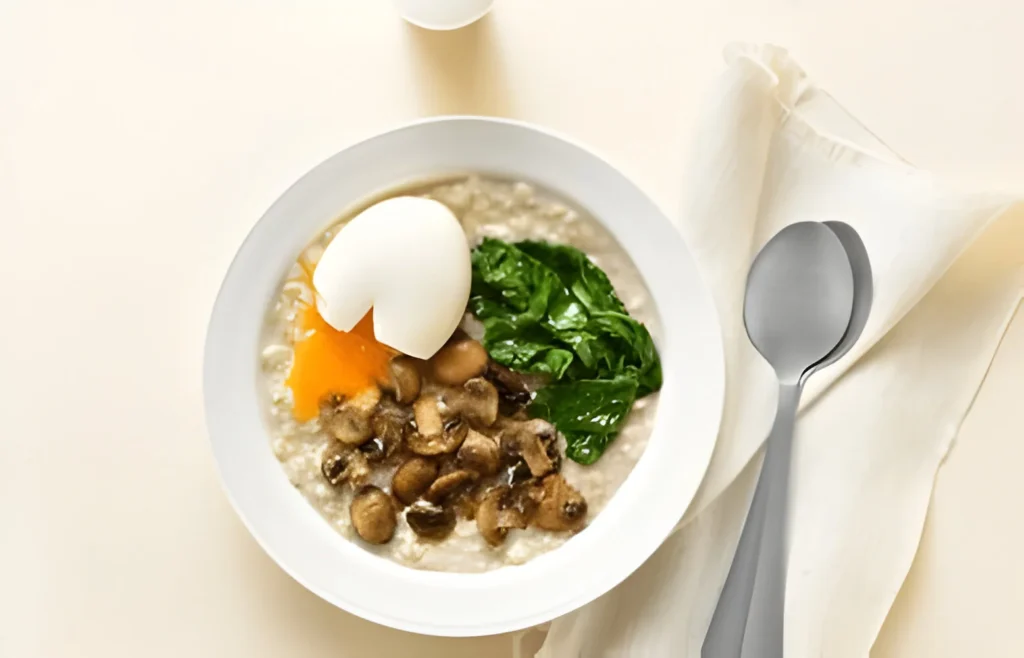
[1,1,1022,656]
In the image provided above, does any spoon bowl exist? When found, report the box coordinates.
[806,221,874,377]
[743,222,854,382]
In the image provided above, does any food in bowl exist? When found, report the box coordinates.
[260,175,662,572]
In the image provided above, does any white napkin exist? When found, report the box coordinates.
[530,43,1024,657]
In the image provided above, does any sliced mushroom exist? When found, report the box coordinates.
[486,362,532,396]
[495,487,536,532]
[387,356,421,404]
[520,418,558,441]
[405,500,456,540]
[321,387,381,445]
[533,474,588,532]
[412,395,444,437]
[504,459,533,486]
[522,418,562,473]
[423,469,478,503]
[321,442,371,487]
[431,337,489,385]
[391,457,439,505]
[324,409,372,445]
[475,484,539,546]
[370,397,410,456]
[358,437,387,462]
[444,377,499,428]
[485,362,534,414]
[500,426,555,477]
[504,481,544,526]
[350,486,397,544]
[476,487,509,547]
[407,416,469,456]
[457,429,500,476]
[496,505,530,530]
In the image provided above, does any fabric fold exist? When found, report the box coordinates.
[533,44,1023,658]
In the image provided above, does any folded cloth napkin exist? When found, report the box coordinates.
[528,43,1024,657]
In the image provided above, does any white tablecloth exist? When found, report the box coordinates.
[1,2,1022,657]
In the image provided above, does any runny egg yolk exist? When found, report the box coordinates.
[286,303,394,422]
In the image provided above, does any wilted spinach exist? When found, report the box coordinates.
[469,238,662,464]
[530,377,640,465]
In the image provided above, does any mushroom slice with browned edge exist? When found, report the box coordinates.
[350,486,397,544]
[509,418,562,473]
[407,414,469,456]
[485,362,531,394]
[370,396,410,457]
[386,356,421,404]
[476,486,509,547]
[533,474,588,532]
[457,429,500,476]
[321,442,371,487]
[358,437,387,463]
[431,337,489,386]
[500,425,555,478]
[405,500,456,540]
[502,481,543,527]
[412,395,444,436]
[444,377,499,428]
[391,457,439,505]
[495,496,531,530]
[485,362,534,415]
[519,418,557,440]
[423,469,478,504]
[475,484,539,546]
[320,387,381,445]
[521,418,563,474]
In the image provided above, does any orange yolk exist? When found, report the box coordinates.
[286,305,394,422]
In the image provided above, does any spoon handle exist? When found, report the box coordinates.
[702,442,773,655]
[740,383,802,658]
[702,383,802,658]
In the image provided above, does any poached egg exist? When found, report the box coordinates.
[312,196,472,360]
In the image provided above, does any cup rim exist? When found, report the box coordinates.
[394,0,496,31]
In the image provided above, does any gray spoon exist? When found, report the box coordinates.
[739,222,872,658]
[703,222,862,658]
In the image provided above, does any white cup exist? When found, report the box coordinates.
[394,0,495,30]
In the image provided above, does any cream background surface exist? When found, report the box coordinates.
[1,2,1021,657]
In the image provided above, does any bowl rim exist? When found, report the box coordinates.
[203,115,725,636]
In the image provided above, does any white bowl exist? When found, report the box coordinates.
[204,117,724,636]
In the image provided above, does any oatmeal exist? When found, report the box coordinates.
[260,176,660,572]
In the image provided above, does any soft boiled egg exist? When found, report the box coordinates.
[312,196,472,360]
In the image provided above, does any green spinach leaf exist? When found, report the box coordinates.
[517,240,627,315]
[468,238,663,464]
[518,240,661,393]
[529,377,639,465]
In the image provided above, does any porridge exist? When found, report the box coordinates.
[260,176,661,572]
